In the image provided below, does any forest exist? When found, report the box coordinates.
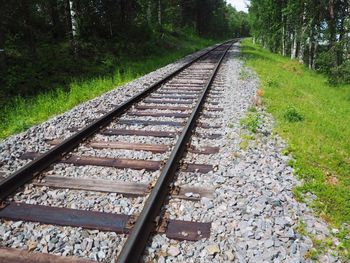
[0,0,249,106]
[248,0,350,84]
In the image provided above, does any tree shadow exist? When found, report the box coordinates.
[241,48,281,63]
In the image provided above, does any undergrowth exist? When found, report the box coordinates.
[240,110,261,133]
[0,34,215,139]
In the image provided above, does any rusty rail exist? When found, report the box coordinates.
[0,40,232,202]
[116,40,235,263]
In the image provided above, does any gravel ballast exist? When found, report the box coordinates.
[0,42,340,262]
[0,45,216,179]
[0,45,219,261]
[143,43,341,263]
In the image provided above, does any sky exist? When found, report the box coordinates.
[226,0,250,13]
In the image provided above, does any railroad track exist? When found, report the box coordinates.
[0,40,235,262]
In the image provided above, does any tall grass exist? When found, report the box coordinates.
[241,39,350,258]
[0,36,215,139]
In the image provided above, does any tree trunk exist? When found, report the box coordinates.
[49,0,60,40]
[66,0,77,55]
[291,32,298,59]
[298,40,304,64]
[328,0,336,46]
[158,0,162,26]
[327,0,339,67]
[147,0,152,25]
[0,20,6,88]
[109,22,113,39]
[298,2,307,64]
[120,0,126,27]
[309,24,315,69]
[282,15,287,56]
[337,17,345,65]
[312,24,320,70]
[120,0,133,29]
[281,0,287,56]
[345,5,350,60]
[21,0,36,57]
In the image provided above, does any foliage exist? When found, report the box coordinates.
[283,106,304,122]
[0,35,214,139]
[316,50,337,75]
[0,0,250,138]
[330,60,350,85]
[0,0,250,106]
[248,0,350,84]
[240,111,261,133]
[242,39,350,259]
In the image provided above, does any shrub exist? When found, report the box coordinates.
[240,112,260,133]
[284,106,304,122]
[329,60,350,85]
[266,78,280,88]
[316,50,336,75]
[248,106,257,112]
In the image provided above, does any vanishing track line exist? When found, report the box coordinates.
[0,40,235,263]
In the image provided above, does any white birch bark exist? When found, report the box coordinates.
[291,32,297,59]
[298,3,307,64]
[69,0,77,39]
[282,16,286,56]
[158,0,162,26]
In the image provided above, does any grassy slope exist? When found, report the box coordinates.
[241,39,350,256]
[0,35,215,139]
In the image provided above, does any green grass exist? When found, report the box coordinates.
[241,39,350,257]
[0,35,215,139]
[240,109,261,133]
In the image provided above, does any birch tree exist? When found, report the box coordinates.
[249,0,350,78]
[66,0,78,55]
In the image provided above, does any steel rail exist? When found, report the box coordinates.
[116,40,235,263]
[0,40,233,202]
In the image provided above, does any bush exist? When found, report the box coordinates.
[316,45,350,85]
[316,50,335,75]
[284,106,304,122]
[240,112,260,133]
[329,60,350,85]
[266,78,280,88]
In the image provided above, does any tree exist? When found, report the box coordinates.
[0,0,249,103]
[248,0,350,82]
[65,0,77,55]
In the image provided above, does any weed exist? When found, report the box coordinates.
[240,112,261,133]
[239,133,256,150]
[283,106,304,122]
[239,140,249,150]
[305,248,319,260]
[227,122,233,128]
[281,148,290,156]
[241,134,255,141]
[266,78,280,88]
[248,106,257,112]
